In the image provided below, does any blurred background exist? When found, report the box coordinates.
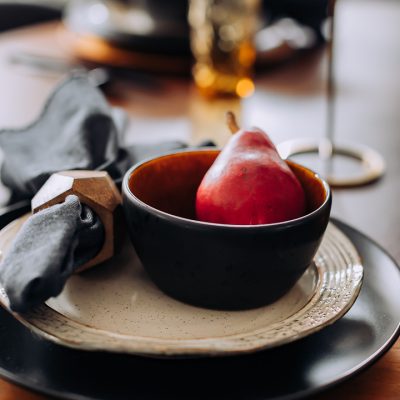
[0,0,329,66]
[0,0,329,43]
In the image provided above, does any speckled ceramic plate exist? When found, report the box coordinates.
[0,217,363,357]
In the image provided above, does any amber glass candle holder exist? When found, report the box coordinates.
[188,0,260,99]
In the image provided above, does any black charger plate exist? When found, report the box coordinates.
[0,215,399,400]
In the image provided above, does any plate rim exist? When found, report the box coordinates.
[0,217,398,400]
[0,218,363,357]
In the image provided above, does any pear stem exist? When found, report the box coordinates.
[226,111,240,134]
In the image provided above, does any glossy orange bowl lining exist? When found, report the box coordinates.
[126,149,329,227]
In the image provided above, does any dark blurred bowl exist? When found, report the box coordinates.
[64,0,190,56]
[122,148,331,310]
[64,0,328,70]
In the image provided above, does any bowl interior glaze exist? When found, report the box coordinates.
[128,149,327,223]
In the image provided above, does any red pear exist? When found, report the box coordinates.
[196,113,306,225]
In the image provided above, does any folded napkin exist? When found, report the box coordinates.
[0,74,192,202]
[0,75,123,201]
[0,74,213,312]
[1,195,103,312]
[0,75,119,311]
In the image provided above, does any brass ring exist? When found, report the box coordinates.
[277,138,385,187]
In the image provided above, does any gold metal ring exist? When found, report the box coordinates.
[277,138,385,187]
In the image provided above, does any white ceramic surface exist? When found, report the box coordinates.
[0,217,363,357]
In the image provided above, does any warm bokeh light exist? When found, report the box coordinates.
[193,65,215,88]
[189,0,259,98]
[236,78,255,98]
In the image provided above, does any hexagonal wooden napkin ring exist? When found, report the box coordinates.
[31,170,122,272]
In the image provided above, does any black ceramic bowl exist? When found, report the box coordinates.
[122,148,331,310]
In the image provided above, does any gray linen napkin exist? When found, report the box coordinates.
[0,74,189,202]
[1,195,103,312]
[0,75,119,312]
[0,74,122,200]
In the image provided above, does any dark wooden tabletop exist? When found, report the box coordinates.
[0,0,399,399]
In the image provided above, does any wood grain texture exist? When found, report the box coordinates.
[31,170,122,272]
[0,0,399,398]
[0,380,47,400]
